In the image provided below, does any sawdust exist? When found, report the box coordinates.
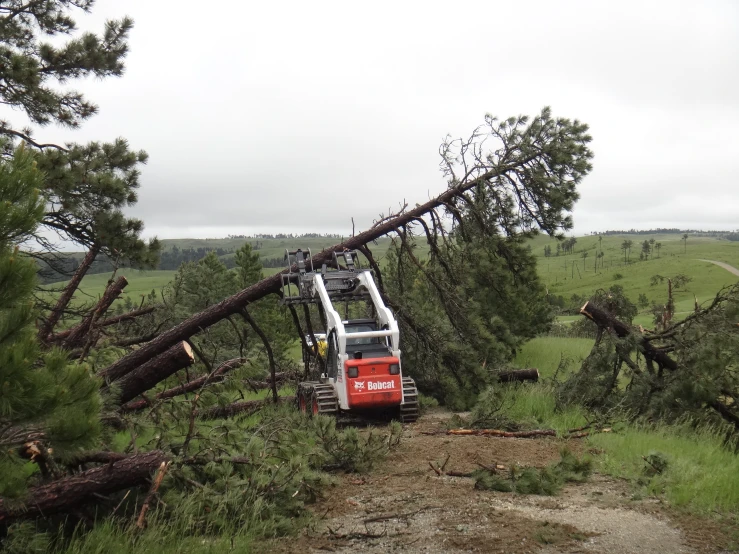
[263,409,734,553]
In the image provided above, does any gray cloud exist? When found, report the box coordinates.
[14,0,739,239]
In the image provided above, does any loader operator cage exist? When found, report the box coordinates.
[343,319,392,359]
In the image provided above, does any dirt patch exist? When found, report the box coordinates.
[264,411,732,553]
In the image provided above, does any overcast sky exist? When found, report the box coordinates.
[15,0,739,240]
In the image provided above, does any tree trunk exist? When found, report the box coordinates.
[120,357,245,412]
[108,341,195,404]
[38,245,100,341]
[63,276,128,349]
[496,368,539,383]
[97,161,527,383]
[579,301,678,371]
[0,450,169,522]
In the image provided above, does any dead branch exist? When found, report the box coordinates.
[496,368,539,383]
[48,305,160,343]
[136,460,171,529]
[64,275,128,350]
[580,301,678,371]
[447,428,611,439]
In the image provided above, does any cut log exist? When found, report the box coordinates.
[196,396,295,420]
[579,301,678,371]
[120,358,246,412]
[63,276,128,349]
[496,368,539,383]
[0,450,169,522]
[108,341,195,405]
[97,155,544,384]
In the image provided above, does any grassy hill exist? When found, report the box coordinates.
[530,233,739,327]
[41,269,177,310]
[44,233,739,330]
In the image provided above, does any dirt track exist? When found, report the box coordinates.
[266,411,733,553]
[698,259,739,277]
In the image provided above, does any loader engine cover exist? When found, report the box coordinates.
[345,357,402,408]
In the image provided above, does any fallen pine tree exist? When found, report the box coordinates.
[556,284,739,435]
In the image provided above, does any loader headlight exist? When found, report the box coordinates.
[348,367,359,378]
[389,364,400,375]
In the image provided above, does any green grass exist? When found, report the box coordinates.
[497,383,589,434]
[494,380,739,514]
[44,519,257,554]
[42,269,177,309]
[534,233,739,317]
[590,424,739,513]
[507,335,739,515]
[514,337,594,379]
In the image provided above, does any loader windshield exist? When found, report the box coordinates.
[345,322,380,346]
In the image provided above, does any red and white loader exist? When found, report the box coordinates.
[281,249,418,422]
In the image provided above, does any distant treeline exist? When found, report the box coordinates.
[592,228,738,237]
[160,246,236,270]
[227,232,343,239]
[37,241,322,284]
[37,254,117,285]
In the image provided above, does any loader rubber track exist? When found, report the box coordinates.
[297,382,338,416]
[399,377,419,423]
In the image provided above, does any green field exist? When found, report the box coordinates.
[42,269,177,310]
[47,233,739,341]
[44,236,399,305]
[530,234,739,329]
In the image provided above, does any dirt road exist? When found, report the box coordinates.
[699,259,739,277]
[266,411,732,553]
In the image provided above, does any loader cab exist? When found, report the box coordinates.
[343,318,392,359]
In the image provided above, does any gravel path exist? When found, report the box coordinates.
[698,259,739,277]
[265,411,724,553]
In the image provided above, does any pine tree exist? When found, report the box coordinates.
[1,2,160,336]
[0,1,132,135]
[0,146,100,498]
